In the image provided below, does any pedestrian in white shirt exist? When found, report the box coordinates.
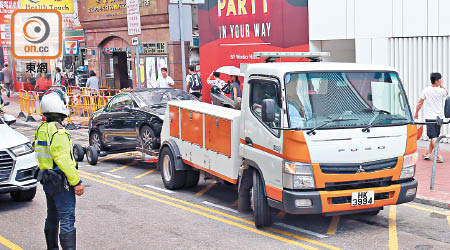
[86,71,99,90]
[415,72,448,162]
[207,71,226,94]
[155,67,175,88]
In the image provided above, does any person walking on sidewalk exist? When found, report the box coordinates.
[34,88,84,249]
[155,67,175,88]
[414,72,448,163]
[186,65,202,99]
[1,63,13,98]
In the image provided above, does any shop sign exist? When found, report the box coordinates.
[127,0,141,35]
[63,40,79,55]
[87,0,152,18]
[141,42,167,55]
[19,0,74,14]
[0,0,18,46]
[198,0,310,103]
[103,47,130,54]
[3,47,9,64]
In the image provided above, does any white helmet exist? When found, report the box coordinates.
[41,88,69,118]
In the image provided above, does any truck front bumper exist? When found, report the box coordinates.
[0,182,37,193]
[277,179,418,215]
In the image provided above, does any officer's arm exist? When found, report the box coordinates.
[49,132,81,186]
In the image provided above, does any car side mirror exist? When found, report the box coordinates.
[4,114,16,125]
[262,99,276,123]
[445,96,450,118]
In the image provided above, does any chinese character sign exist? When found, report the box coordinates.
[126,0,141,35]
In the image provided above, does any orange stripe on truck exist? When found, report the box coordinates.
[182,159,238,184]
[265,185,283,201]
[404,124,417,155]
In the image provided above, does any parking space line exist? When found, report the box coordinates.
[202,201,239,213]
[79,173,320,250]
[79,171,342,250]
[135,169,156,179]
[0,235,24,250]
[402,203,450,216]
[326,216,340,235]
[196,181,217,196]
[143,185,175,194]
[108,161,137,173]
[100,172,125,179]
[388,206,398,250]
[274,222,328,238]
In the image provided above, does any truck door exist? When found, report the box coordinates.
[242,76,285,196]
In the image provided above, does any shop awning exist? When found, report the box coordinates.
[64,30,84,41]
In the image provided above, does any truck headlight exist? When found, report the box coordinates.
[400,152,418,180]
[283,161,315,189]
[10,142,33,157]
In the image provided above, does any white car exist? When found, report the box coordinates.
[0,114,38,201]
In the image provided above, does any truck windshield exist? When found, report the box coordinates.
[285,72,413,129]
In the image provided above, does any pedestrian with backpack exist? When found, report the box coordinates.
[186,65,202,99]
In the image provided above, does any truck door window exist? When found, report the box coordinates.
[249,80,281,136]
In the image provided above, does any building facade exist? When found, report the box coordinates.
[78,0,189,90]
[309,0,450,138]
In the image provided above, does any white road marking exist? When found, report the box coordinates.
[143,185,175,194]
[100,172,125,179]
[201,201,239,214]
[274,222,328,238]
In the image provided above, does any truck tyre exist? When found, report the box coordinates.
[253,170,272,228]
[184,170,200,188]
[160,146,186,190]
[10,187,37,202]
[86,146,98,165]
[73,144,84,162]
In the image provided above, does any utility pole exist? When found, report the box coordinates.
[178,0,187,91]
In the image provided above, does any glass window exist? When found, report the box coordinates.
[285,72,413,130]
[249,79,281,135]
[107,94,133,112]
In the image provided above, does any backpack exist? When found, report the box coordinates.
[189,73,202,91]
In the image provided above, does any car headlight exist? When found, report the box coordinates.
[282,161,315,189]
[400,152,418,180]
[10,142,33,157]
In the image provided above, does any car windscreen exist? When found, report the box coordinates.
[285,71,413,129]
[134,89,195,107]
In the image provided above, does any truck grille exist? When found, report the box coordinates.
[325,177,392,191]
[319,158,398,174]
[0,151,14,183]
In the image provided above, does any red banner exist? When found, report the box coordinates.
[198,0,309,102]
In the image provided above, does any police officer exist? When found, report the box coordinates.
[33,88,84,250]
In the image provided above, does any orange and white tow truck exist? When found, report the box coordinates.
[158,52,421,227]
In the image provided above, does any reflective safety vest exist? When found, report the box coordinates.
[33,122,81,186]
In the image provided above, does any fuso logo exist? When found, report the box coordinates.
[11,10,62,59]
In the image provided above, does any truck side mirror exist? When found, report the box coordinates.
[445,96,450,118]
[262,99,276,123]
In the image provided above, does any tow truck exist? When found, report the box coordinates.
[157,52,432,227]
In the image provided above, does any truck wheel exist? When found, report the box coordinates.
[10,187,37,202]
[73,144,84,162]
[86,146,98,165]
[160,147,185,190]
[184,170,200,188]
[252,170,272,228]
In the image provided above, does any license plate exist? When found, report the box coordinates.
[351,191,374,206]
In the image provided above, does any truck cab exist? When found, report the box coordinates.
[240,61,417,223]
[159,52,419,227]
